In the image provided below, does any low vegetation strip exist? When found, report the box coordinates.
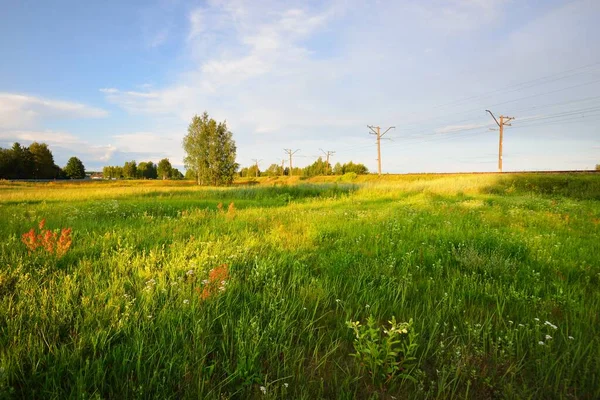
[0,173,599,398]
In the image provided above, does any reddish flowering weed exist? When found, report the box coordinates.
[196,264,229,300]
[226,202,236,219]
[21,219,73,258]
[216,202,235,218]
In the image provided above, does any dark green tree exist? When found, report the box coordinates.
[63,157,86,179]
[342,161,369,175]
[170,168,184,179]
[29,142,59,179]
[123,161,137,179]
[0,147,15,179]
[10,143,35,179]
[157,158,173,180]
[138,161,157,179]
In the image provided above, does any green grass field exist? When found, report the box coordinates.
[1,173,599,399]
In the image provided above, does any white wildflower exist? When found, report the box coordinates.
[284,383,289,388]
[260,386,267,394]
[186,270,194,276]
[568,336,574,340]
[183,299,190,304]
[545,335,552,340]
[544,321,558,330]
[538,341,544,345]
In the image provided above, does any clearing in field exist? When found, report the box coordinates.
[0,173,599,399]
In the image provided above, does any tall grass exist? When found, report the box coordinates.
[0,174,599,398]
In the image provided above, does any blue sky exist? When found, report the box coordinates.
[1,0,599,173]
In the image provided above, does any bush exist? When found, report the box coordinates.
[340,172,358,181]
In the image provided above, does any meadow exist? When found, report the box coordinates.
[0,173,599,399]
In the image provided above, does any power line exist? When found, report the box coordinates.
[393,77,600,134]
[431,62,600,110]
[392,61,600,125]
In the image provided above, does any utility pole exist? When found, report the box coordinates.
[486,110,514,172]
[251,159,262,177]
[319,149,335,175]
[367,125,395,175]
[283,149,300,176]
[279,159,286,176]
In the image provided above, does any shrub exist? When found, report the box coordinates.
[340,172,358,181]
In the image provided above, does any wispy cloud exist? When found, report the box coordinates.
[0,93,107,130]
[188,8,204,41]
[148,27,169,48]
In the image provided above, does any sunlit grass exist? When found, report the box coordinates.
[0,173,599,398]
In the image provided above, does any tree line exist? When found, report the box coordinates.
[103,159,183,180]
[239,159,368,178]
[0,142,85,180]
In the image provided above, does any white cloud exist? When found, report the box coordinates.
[0,130,117,163]
[100,2,343,131]
[188,8,204,40]
[97,0,598,172]
[0,93,108,130]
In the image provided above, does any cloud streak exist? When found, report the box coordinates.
[0,93,108,130]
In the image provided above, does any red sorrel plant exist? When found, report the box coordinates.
[226,202,236,219]
[21,219,73,258]
[196,264,229,300]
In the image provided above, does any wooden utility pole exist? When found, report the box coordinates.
[367,125,395,175]
[319,149,335,175]
[251,159,262,177]
[284,149,300,176]
[486,110,514,172]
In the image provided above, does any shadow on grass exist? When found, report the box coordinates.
[483,173,600,201]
